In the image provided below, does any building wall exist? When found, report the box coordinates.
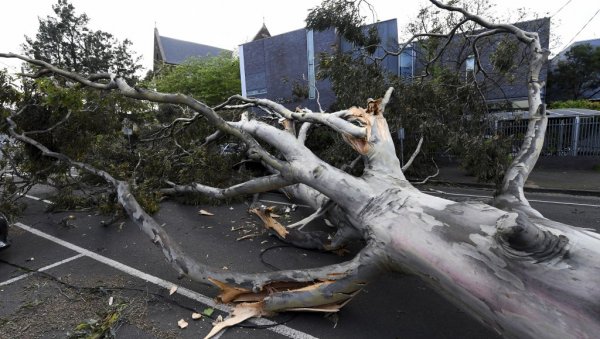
[412,17,550,107]
[240,18,547,111]
[340,19,399,76]
[241,28,337,111]
[240,20,398,112]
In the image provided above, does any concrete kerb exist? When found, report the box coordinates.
[426,180,600,198]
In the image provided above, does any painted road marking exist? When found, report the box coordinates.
[22,194,54,205]
[13,222,318,339]
[427,189,600,208]
[0,253,84,287]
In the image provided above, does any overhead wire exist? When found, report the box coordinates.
[550,0,573,18]
[559,7,600,51]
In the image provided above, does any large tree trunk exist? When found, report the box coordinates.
[354,187,600,338]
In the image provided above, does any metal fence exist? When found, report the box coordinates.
[496,115,600,156]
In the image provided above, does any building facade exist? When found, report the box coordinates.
[239,19,399,112]
[238,17,550,111]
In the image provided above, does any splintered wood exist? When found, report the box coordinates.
[250,206,289,238]
[203,303,264,339]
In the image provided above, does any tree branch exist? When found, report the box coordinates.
[401,136,424,172]
[1,52,286,173]
[428,0,536,44]
[161,174,293,199]
[224,95,367,138]
[23,110,73,135]
[5,113,378,292]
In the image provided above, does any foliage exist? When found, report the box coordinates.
[23,0,140,78]
[0,70,28,218]
[154,54,240,107]
[547,43,600,101]
[490,39,519,73]
[0,0,149,216]
[548,99,600,110]
[69,302,127,339]
[145,55,253,205]
[306,0,380,54]
[454,134,513,185]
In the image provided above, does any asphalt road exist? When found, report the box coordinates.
[1,186,599,338]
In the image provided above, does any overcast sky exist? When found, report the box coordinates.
[1,0,598,73]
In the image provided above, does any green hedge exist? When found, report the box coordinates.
[548,100,600,110]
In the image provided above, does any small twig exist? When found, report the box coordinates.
[24,110,73,135]
[340,155,363,172]
[410,158,440,185]
[132,152,142,188]
[236,233,260,241]
[287,200,335,230]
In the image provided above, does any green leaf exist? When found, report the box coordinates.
[203,307,215,317]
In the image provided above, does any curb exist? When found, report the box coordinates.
[426,180,600,197]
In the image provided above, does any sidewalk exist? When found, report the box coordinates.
[430,166,600,196]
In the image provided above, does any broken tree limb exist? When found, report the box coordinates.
[297,122,312,144]
[286,199,335,230]
[0,52,286,174]
[161,175,294,199]
[5,114,379,293]
[401,136,424,172]
[224,95,367,138]
[410,158,440,185]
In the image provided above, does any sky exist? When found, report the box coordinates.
[1,0,598,74]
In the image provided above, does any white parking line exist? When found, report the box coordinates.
[22,194,54,205]
[0,253,84,287]
[13,222,318,339]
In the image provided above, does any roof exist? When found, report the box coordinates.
[252,23,271,41]
[154,28,230,65]
[492,108,600,120]
[550,38,600,68]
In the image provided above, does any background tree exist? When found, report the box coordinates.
[0,0,148,214]
[155,55,240,106]
[23,0,140,77]
[153,54,240,124]
[547,43,600,101]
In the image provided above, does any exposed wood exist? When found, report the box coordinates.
[203,302,265,339]
[250,207,289,238]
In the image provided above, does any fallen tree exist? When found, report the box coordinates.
[1,1,599,338]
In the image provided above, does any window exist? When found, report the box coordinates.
[465,54,476,80]
[399,45,414,78]
[246,89,267,96]
[246,72,267,96]
[466,54,475,73]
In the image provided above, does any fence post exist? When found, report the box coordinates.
[571,116,580,156]
[558,120,564,155]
